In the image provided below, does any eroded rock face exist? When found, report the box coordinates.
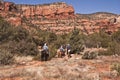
[0,1,17,12]
[16,2,74,19]
[0,1,74,19]
[7,17,21,26]
[117,16,120,23]
[0,1,120,34]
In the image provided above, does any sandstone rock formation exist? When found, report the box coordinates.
[0,1,17,11]
[16,2,74,19]
[0,1,120,34]
[117,16,120,23]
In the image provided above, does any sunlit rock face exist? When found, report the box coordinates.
[0,1,75,19]
[16,2,75,19]
[0,1,120,34]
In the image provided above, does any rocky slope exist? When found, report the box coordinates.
[0,1,120,34]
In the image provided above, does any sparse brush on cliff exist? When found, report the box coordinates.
[0,49,14,65]
[0,17,13,42]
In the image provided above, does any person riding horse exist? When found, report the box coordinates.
[57,45,65,58]
[41,43,49,61]
[66,44,71,57]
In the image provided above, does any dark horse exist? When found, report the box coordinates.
[41,50,49,61]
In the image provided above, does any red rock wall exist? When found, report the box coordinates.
[16,2,75,19]
[0,1,120,34]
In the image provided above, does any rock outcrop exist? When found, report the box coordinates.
[117,16,120,23]
[0,1,17,12]
[0,1,120,34]
[17,2,74,19]
[0,1,74,19]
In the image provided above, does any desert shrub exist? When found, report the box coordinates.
[32,36,44,46]
[0,18,13,42]
[10,26,30,42]
[46,32,57,43]
[111,63,120,76]
[111,30,120,43]
[86,30,111,48]
[99,30,111,48]
[99,41,120,56]
[54,35,67,49]
[82,51,97,59]
[0,17,39,56]
[108,41,120,55]
[49,44,57,59]
[13,40,38,56]
[0,49,14,65]
[69,28,86,53]
[85,33,100,48]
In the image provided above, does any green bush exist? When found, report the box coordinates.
[108,41,120,55]
[8,40,38,56]
[111,30,120,43]
[85,30,111,48]
[46,32,57,43]
[0,19,13,42]
[69,28,86,53]
[54,35,67,49]
[10,26,30,42]
[49,44,57,59]
[82,51,97,59]
[0,49,14,65]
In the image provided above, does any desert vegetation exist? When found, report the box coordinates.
[0,15,120,65]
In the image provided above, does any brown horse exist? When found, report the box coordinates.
[56,49,65,58]
[38,46,49,61]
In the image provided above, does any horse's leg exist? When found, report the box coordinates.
[61,52,63,58]
[68,50,71,57]
[64,49,67,56]
[57,52,59,58]
[59,52,61,58]
[43,51,46,61]
[41,51,44,61]
[45,52,47,61]
[45,51,49,61]
[57,50,60,58]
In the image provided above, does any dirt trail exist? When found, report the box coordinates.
[0,55,120,80]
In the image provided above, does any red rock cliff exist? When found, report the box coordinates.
[0,1,120,34]
[0,1,75,19]
[16,2,75,19]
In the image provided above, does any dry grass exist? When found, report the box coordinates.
[15,56,33,63]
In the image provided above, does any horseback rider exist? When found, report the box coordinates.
[41,43,49,61]
[59,45,64,53]
[60,45,65,56]
[43,43,49,53]
[66,44,71,57]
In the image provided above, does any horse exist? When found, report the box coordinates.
[38,46,49,61]
[65,49,72,58]
[41,49,49,61]
[56,49,65,58]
